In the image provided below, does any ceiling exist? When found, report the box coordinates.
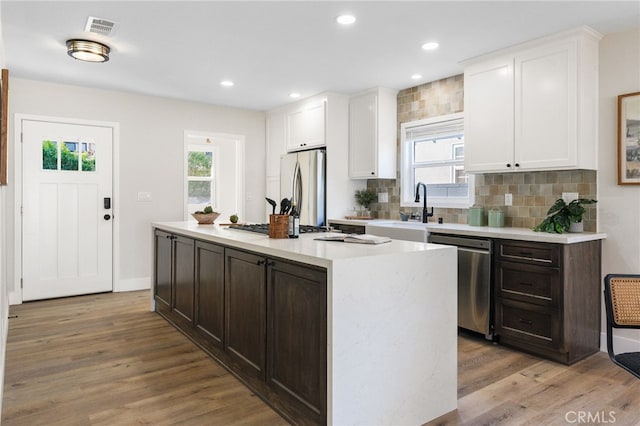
[2,1,639,111]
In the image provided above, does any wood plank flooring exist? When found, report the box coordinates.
[2,290,639,425]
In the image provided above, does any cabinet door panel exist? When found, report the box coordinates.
[515,41,577,169]
[195,241,225,346]
[173,235,195,323]
[497,298,560,350]
[154,230,173,308]
[266,113,286,177]
[287,101,326,151]
[267,261,327,416]
[464,57,514,172]
[225,249,266,378]
[349,92,377,178]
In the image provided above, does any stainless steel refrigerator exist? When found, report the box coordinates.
[280,149,326,227]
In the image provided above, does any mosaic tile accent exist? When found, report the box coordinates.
[367,74,598,232]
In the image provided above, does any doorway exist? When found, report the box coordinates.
[20,117,115,301]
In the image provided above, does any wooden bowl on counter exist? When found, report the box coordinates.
[191,212,221,224]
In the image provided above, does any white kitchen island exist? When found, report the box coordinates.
[152,221,457,425]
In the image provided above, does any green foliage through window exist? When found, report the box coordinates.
[42,140,58,170]
[61,143,79,171]
[188,151,212,177]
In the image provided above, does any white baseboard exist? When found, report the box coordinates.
[114,277,150,292]
[600,332,640,353]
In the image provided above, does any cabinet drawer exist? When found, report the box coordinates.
[497,240,560,266]
[496,299,560,350]
[496,261,560,306]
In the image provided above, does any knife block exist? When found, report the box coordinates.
[269,214,289,239]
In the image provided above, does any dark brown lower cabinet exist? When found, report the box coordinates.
[172,235,195,323]
[224,248,267,379]
[154,230,173,308]
[195,241,225,347]
[494,239,601,365]
[153,230,328,424]
[267,260,327,417]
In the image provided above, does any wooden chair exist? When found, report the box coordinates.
[603,274,640,379]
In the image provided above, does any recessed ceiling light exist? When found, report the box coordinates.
[336,14,356,25]
[220,80,234,87]
[421,41,439,51]
[411,74,423,80]
[289,92,301,99]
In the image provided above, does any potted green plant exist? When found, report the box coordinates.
[533,198,597,234]
[191,205,221,224]
[355,189,376,216]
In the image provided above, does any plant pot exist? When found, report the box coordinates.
[569,221,584,233]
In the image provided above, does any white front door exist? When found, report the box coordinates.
[22,119,113,301]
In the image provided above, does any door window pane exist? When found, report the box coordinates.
[61,142,79,171]
[42,140,58,170]
[81,142,96,171]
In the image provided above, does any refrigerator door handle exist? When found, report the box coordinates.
[293,161,303,215]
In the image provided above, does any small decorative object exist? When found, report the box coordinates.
[354,189,376,215]
[468,205,484,226]
[618,92,640,185]
[488,209,505,228]
[229,213,239,224]
[533,198,597,234]
[191,205,220,224]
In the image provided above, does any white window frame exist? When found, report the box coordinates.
[400,112,474,209]
[183,130,245,222]
[186,144,218,214]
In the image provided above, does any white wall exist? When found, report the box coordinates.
[598,27,640,351]
[6,78,265,301]
[0,7,7,417]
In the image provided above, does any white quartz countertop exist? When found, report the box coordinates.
[152,221,449,268]
[329,218,607,244]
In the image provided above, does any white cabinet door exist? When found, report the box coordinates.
[515,40,577,170]
[349,92,378,178]
[286,101,326,151]
[464,57,515,173]
[266,112,286,177]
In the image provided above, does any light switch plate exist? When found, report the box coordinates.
[505,193,513,206]
[562,192,579,203]
[137,191,152,202]
[378,192,389,203]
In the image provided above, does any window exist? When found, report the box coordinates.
[400,112,473,208]
[41,139,96,172]
[183,131,245,223]
[186,145,216,213]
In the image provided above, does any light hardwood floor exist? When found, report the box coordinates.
[2,291,639,425]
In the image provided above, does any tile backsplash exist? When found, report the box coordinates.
[367,74,598,232]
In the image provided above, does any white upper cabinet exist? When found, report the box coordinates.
[266,111,286,178]
[286,99,326,152]
[349,87,398,179]
[463,26,601,173]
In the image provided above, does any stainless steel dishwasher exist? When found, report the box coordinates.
[428,233,494,340]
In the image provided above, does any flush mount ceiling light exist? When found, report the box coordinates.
[66,39,110,62]
[336,14,356,25]
[421,41,440,51]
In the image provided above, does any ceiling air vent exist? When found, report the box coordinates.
[85,16,118,36]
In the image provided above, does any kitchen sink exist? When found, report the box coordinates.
[366,222,429,242]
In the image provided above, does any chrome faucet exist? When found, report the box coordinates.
[414,182,434,223]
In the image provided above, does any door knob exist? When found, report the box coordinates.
[104,214,111,220]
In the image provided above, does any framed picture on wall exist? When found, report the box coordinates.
[0,69,7,186]
[618,91,640,185]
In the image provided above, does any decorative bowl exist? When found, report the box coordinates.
[191,212,221,224]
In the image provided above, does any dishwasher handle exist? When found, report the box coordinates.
[457,246,491,255]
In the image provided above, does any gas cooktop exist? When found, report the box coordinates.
[229,223,330,235]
